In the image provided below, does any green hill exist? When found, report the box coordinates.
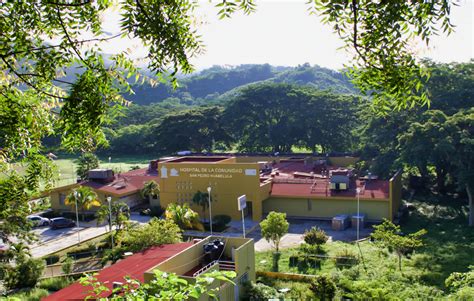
[124,64,356,105]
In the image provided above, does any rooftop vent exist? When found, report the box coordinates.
[88,169,114,183]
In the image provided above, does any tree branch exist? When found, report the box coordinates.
[56,7,95,70]
[1,57,68,100]
[0,34,121,58]
[18,72,74,85]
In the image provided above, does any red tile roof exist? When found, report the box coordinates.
[42,242,193,301]
[82,168,159,197]
[271,179,389,199]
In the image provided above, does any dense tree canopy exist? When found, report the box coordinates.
[224,83,360,153]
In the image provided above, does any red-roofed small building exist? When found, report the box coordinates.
[49,164,159,213]
[43,236,255,301]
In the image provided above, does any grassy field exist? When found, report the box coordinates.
[49,154,154,188]
[255,193,473,298]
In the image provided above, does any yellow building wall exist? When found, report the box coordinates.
[389,170,403,220]
[158,162,263,221]
[49,184,139,212]
[144,237,255,301]
[233,239,256,282]
[263,197,390,221]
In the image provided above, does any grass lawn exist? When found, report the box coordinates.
[255,193,473,298]
[6,154,155,189]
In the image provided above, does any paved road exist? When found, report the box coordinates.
[31,214,151,258]
[253,219,374,252]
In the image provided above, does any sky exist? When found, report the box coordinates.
[101,0,474,71]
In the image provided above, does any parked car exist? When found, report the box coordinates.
[27,215,50,227]
[49,217,76,229]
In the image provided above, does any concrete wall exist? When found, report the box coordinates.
[263,197,390,221]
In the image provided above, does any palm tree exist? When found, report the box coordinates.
[192,191,213,223]
[65,186,101,221]
[141,180,160,204]
[96,201,130,232]
[165,203,203,231]
[8,242,31,263]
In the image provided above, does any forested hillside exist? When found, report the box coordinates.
[125,63,356,105]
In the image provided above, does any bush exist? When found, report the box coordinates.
[38,277,72,291]
[61,256,74,275]
[243,282,282,300]
[6,288,49,301]
[12,258,46,289]
[299,242,325,255]
[304,227,328,247]
[213,214,231,227]
[334,249,359,267]
[101,247,125,265]
[310,274,337,300]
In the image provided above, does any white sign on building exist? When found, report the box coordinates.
[238,195,247,211]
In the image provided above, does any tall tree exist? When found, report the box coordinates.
[141,180,160,203]
[65,186,101,221]
[154,106,230,153]
[192,190,213,222]
[372,219,426,271]
[398,110,455,193]
[96,201,131,232]
[311,0,454,111]
[76,152,99,180]
[260,211,289,253]
[448,109,474,226]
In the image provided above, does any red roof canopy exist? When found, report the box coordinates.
[43,242,193,301]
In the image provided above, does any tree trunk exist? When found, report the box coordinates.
[467,184,473,227]
[398,253,402,271]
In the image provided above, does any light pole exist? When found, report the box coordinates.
[74,190,80,242]
[356,187,361,241]
[107,196,114,249]
[207,186,213,235]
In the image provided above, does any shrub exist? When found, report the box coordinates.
[14,258,46,288]
[213,214,231,227]
[310,274,337,300]
[101,247,125,265]
[243,282,282,300]
[6,288,49,301]
[304,227,328,247]
[61,256,74,275]
[123,218,182,252]
[334,249,359,267]
[38,277,72,291]
[299,242,325,255]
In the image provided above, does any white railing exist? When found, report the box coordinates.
[193,260,218,277]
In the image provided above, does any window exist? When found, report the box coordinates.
[59,193,66,206]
